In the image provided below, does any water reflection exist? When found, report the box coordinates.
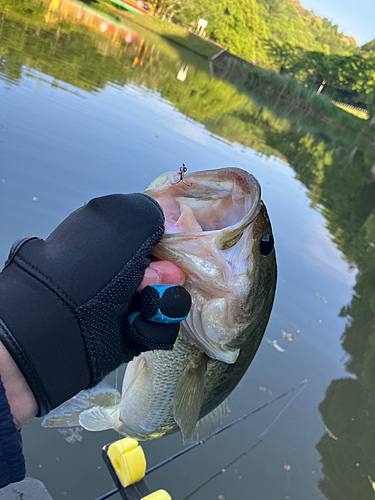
[317,228,375,499]
[45,0,136,36]
[1,0,375,498]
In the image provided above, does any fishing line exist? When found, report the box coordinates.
[258,381,306,439]
[115,368,119,403]
[183,382,307,499]
[183,441,263,500]
[146,378,308,475]
[94,379,307,500]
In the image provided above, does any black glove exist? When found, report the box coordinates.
[0,194,190,416]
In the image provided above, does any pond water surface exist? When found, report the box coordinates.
[1,1,375,500]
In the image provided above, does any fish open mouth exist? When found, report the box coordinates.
[146,167,261,236]
[144,168,262,363]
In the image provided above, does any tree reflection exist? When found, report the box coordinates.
[312,131,375,499]
[317,379,375,500]
[1,2,375,498]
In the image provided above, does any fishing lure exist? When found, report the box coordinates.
[172,163,192,186]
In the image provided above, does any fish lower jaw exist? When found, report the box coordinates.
[182,311,241,364]
[182,325,240,363]
[202,343,240,363]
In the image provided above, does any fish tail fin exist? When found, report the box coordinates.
[79,406,122,432]
[41,380,121,429]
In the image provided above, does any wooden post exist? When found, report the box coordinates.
[316,80,326,95]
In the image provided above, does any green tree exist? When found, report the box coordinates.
[289,51,375,109]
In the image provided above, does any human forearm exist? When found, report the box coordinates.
[0,340,38,429]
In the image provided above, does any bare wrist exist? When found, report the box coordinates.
[0,341,38,429]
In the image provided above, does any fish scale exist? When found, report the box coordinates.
[120,332,203,439]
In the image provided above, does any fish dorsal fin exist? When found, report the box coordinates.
[173,355,207,443]
[79,406,121,432]
[184,398,230,444]
[42,381,121,428]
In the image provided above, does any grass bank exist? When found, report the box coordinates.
[215,58,367,134]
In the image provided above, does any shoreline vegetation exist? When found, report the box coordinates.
[215,59,368,135]
[96,0,374,136]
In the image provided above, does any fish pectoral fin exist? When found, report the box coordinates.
[79,406,121,432]
[173,355,208,443]
[184,398,230,444]
[120,355,147,406]
[41,381,121,429]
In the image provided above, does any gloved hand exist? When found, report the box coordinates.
[0,194,191,417]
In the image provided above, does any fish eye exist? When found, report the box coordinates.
[260,233,274,256]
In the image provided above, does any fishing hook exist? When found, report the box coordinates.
[172,163,192,186]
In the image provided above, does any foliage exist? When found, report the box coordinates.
[202,0,267,62]
[214,58,366,133]
[361,38,375,54]
[257,0,356,57]
[288,51,375,108]
[159,0,358,64]
[159,0,268,62]
[265,39,303,70]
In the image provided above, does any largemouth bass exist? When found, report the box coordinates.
[43,167,277,443]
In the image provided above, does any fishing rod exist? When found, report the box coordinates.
[94,379,308,500]
[183,381,308,499]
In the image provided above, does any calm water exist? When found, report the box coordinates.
[1,1,375,499]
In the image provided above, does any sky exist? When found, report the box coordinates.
[305,0,375,46]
